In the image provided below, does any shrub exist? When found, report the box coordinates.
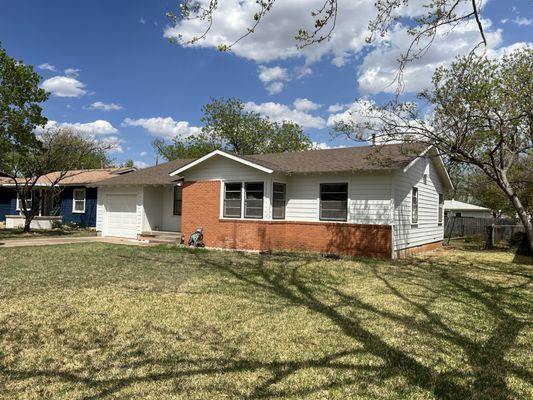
[509,231,526,247]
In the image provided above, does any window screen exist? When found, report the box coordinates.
[438,193,444,223]
[73,189,86,213]
[272,183,286,219]
[224,183,242,218]
[244,182,264,219]
[173,186,182,216]
[320,183,348,221]
[412,187,419,224]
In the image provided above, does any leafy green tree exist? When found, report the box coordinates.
[153,97,312,160]
[465,155,533,218]
[8,128,114,232]
[0,43,49,170]
[335,48,533,252]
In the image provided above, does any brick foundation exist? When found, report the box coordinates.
[182,180,393,259]
[395,240,443,258]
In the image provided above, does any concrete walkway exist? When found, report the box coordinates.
[0,236,150,248]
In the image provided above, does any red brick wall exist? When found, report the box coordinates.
[395,240,442,258]
[182,180,393,259]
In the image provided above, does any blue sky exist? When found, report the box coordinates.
[1,0,531,167]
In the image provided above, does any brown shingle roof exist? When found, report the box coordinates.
[242,143,427,173]
[0,168,135,186]
[95,143,428,186]
[96,158,194,186]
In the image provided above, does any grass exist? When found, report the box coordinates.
[0,228,96,240]
[0,244,531,399]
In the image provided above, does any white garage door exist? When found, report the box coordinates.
[104,194,138,238]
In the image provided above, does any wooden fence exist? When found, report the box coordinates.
[444,216,517,239]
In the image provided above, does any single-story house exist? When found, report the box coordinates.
[95,143,453,258]
[444,199,492,218]
[0,168,134,229]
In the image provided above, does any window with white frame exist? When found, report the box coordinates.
[438,193,444,224]
[244,182,264,219]
[223,183,242,218]
[16,191,33,212]
[272,182,286,220]
[320,183,348,221]
[72,188,86,213]
[411,187,419,224]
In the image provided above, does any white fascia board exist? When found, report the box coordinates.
[169,149,274,176]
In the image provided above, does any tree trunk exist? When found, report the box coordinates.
[23,217,31,233]
[500,174,533,254]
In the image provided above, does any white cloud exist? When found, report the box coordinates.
[293,98,321,112]
[501,16,532,26]
[64,68,80,78]
[164,0,381,66]
[140,151,148,157]
[41,119,118,135]
[295,66,312,79]
[89,101,123,111]
[265,81,284,95]
[133,160,150,169]
[140,17,146,25]
[244,101,325,129]
[101,136,124,153]
[327,103,348,113]
[122,117,201,139]
[357,19,504,94]
[312,141,346,150]
[38,63,56,72]
[258,65,288,83]
[41,76,87,97]
[258,65,289,95]
[513,17,532,26]
[164,0,507,95]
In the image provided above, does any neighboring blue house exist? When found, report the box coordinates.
[0,168,134,228]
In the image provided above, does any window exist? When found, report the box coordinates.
[224,182,242,218]
[272,182,286,219]
[73,188,86,213]
[16,191,33,212]
[320,183,348,221]
[438,193,444,224]
[173,186,182,216]
[411,187,418,224]
[244,182,264,219]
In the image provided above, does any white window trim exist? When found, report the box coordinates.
[319,182,349,222]
[220,180,266,220]
[72,188,86,214]
[411,187,419,226]
[16,191,34,213]
[272,182,286,220]
[437,193,444,225]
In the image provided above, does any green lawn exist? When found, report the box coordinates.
[0,244,531,399]
[0,228,96,240]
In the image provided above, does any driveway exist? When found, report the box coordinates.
[0,236,149,248]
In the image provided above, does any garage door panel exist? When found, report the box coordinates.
[105,194,138,238]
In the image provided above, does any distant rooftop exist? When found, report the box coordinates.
[444,199,490,211]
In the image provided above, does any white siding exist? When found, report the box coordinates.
[183,156,268,181]
[142,186,163,231]
[393,157,445,251]
[181,156,394,226]
[285,173,393,224]
[96,186,143,237]
[160,186,182,231]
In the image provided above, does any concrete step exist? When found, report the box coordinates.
[146,238,180,244]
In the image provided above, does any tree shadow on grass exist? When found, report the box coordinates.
[0,247,531,399]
